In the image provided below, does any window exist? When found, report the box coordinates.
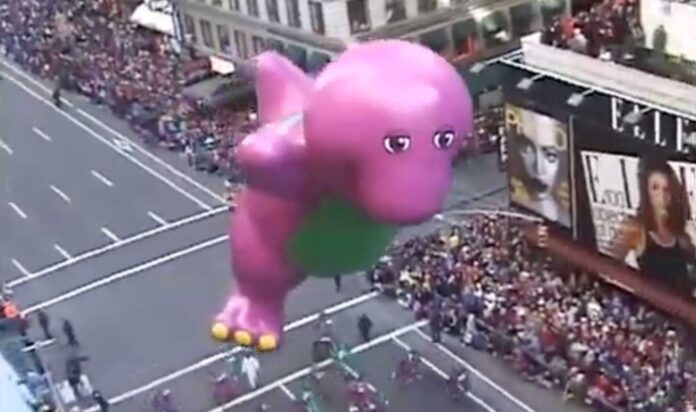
[418,0,437,14]
[265,38,285,53]
[266,0,280,22]
[252,36,265,54]
[200,19,214,48]
[479,11,511,48]
[234,30,249,58]
[347,0,370,33]
[286,0,301,28]
[451,19,480,59]
[308,1,325,34]
[539,0,566,26]
[229,0,240,10]
[217,24,232,53]
[247,0,259,17]
[184,14,196,43]
[212,0,223,6]
[385,0,406,23]
[420,29,450,56]
[509,3,540,37]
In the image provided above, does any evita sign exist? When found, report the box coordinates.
[609,97,696,153]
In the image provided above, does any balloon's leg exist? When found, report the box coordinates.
[212,291,286,352]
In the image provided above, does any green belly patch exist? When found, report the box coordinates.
[287,196,396,278]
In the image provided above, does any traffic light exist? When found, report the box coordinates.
[537,224,549,249]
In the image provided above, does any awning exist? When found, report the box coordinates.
[183,76,232,101]
[210,55,236,75]
[420,28,449,53]
[130,2,174,36]
[307,52,331,73]
[183,76,254,107]
[285,45,308,71]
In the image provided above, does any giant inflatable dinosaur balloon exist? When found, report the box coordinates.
[212,40,473,351]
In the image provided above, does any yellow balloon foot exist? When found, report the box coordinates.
[234,330,253,346]
[257,335,278,352]
[211,323,230,341]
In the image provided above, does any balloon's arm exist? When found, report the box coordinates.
[236,127,308,196]
[253,52,313,125]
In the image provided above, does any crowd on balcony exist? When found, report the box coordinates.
[0,0,256,182]
[541,0,642,60]
[370,215,695,412]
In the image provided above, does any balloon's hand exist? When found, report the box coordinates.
[236,124,308,196]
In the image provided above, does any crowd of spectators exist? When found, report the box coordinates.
[541,0,642,60]
[370,215,695,412]
[0,0,255,182]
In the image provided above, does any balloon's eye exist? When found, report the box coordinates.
[434,131,455,149]
[383,135,411,154]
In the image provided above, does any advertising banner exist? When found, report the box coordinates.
[574,120,696,301]
[505,104,572,227]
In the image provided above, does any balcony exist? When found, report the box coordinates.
[516,32,696,119]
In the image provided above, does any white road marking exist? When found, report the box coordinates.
[22,234,228,315]
[413,328,535,412]
[391,336,449,379]
[85,291,380,409]
[100,227,120,242]
[49,185,71,204]
[8,202,27,219]
[147,211,167,226]
[32,127,52,141]
[0,67,214,210]
[113,139,132,152]
[90,170,113,187]
[8,206,228,288]
[76,107,225,204]
[392,335,496,412]
[11,259,30,276]
[53,244,72,260]
[207,320,428,411]
[0,137,13,154]
[279,384,296,401]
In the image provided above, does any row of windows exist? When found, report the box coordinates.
[409,0,567,61]
[183,13,331,68]
[198,0,326,35]
[348,0,466,35]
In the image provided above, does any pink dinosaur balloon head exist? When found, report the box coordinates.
[212,40,473,352]
[304,41,473,224]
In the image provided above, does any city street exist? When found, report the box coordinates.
[0,57,581,412]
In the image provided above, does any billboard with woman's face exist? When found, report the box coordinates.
[575,120,696,301]
[506,104,572,227]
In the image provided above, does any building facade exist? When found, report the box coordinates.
[179,0,569,72]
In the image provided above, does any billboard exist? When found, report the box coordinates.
[505,104,572,227]
[574,120,696,301]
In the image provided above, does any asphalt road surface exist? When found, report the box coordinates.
[0,57,588,412]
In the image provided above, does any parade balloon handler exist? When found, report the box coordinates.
[298,377,321,412]
[211,39,473,351]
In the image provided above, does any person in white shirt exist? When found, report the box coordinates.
[241,350,261,389]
